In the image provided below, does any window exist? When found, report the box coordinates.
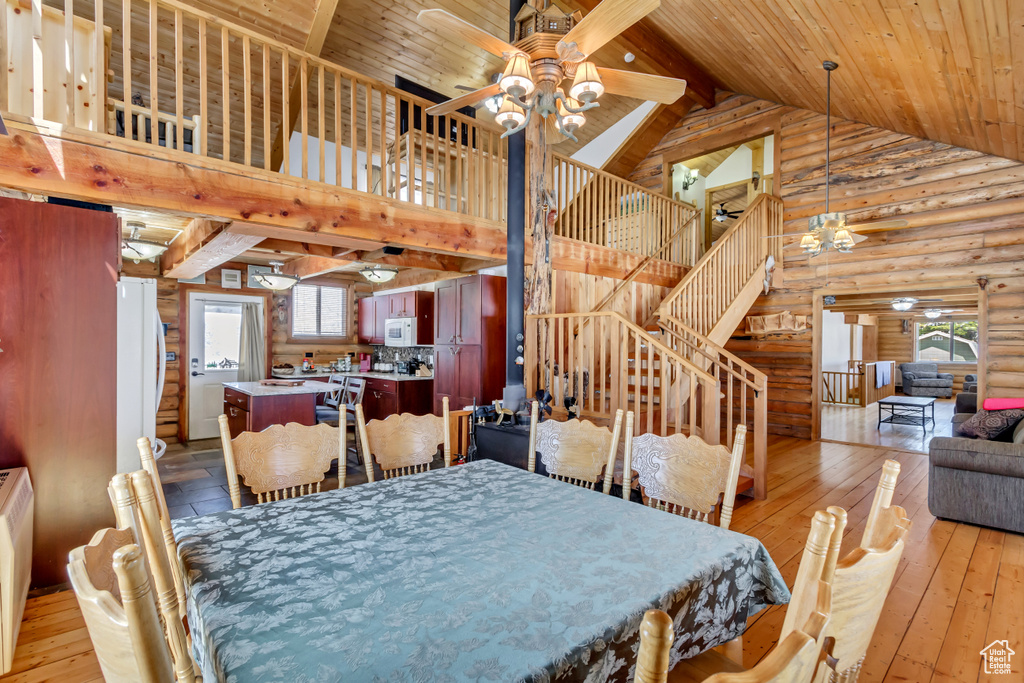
[292,284,348,338]
[915,321,979,362]
[204,303,242,369]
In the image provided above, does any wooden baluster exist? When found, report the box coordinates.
[419,104,427,205]
[406,99,414,201]
[349,78,357,190]
[366,82,374,194]
[241,34,251,163]
[660,350,668,435]
[221,27,230,162]
[646,342,654,434]
[567,314,574,407]
[0,0,7,114]
[121,0,132,139]
[379,88,387,196]
[299,58,308,179]
[63,0,74,125]
[318,65,325,182]
[281,50,288,172]
[262,42,270,169]
[92,0,102,130]
[391,92,400,199]
[334,72,342,185]
[175,9,184,152]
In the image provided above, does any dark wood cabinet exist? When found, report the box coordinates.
[362,378,434,421]
[0,198,119,588]
[432,275,506,415]
[222,387,316,438]
[358,291,434,345]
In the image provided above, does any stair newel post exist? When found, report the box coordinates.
[754,384,768,499]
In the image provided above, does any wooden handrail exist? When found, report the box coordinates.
[550,152,700,267]
[658,314,767,387]
[4,0,506,222]
[657,321,762,392]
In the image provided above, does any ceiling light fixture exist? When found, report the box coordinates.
[359,265,399,284]
[121,221,169,263]
[891,297,918,312]
[923,309,943,319]
[493,57,601,142]
[253,261,300,291]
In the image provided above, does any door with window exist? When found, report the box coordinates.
[188,293,264,440]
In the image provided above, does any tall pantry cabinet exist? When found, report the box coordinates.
[433,275,506,413]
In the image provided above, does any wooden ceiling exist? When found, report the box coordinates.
[647,0,1021,162]
[824,287,979,318]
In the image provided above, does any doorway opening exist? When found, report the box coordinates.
[187,292,265,440]
[817,285,979,452]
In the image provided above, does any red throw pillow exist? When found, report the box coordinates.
[982,398,1024,411]
[958,409,1024,440]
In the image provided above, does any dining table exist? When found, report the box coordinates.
[172,459,790,682]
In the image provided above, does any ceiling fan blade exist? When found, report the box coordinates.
[595,67,686,103]
[847,218,910,233]
[761,232,813,238]
[425,83,503,117]
[852,232,870,244]
[417,9,520,59]
[558,0,660,60]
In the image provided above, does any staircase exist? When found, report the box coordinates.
[523,170,782,500]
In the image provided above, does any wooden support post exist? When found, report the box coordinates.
[753,385,767,500]
[526,116,552,315]
[977,277,988,404]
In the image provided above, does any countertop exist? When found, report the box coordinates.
[223,381,339,397]
[271,370,434,383]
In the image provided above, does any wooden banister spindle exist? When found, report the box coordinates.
[281,50,289,171]
[349,79,357,190]
[175,9,184,151]
[299,57,308,179]
[92,0,102,130]
[318,65,325,182]
[221,27,230,162]
[242,34,251,163]
[121,0,132,139]
[63,0,74,125]
[198,17,207,155]
[262,42,270,169]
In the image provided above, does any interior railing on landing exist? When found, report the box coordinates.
[0,0,506,222]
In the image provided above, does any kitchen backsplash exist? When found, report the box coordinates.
[371,346,434,367]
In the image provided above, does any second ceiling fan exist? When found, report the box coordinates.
[417,0,687,142]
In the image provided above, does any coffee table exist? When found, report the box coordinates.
[878,395,936,434]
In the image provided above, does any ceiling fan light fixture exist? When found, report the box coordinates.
[359,265,400,284]
[121,221,168,263]
[495,96,526,130]
[834,228,854,250]
[253,261,300,291]
[569,61,604,103]
[924,309,943,319]
[483,93,503,113]
[891,297,918,312]
[499,53,535,99]
[557,95,586,132]
[800,233,819,253]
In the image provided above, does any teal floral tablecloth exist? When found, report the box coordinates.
[173,459,789,682]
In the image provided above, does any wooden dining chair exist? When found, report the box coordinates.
[355,397,451,482]
[527,402,624,494]
[67,531,186,683]
[669,510,839,683]
[787,460,910,683]
[108,472,196,683]
[622,424,747,529]
[217,416,345,507]
[136,437,186,620]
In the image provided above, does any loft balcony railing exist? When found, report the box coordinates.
[0,0,506,221]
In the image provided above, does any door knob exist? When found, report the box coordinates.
[191,371,205,376]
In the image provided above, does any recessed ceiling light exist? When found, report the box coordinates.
[624,52,635,63]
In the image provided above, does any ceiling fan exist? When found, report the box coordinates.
[888,297,944,311]
[454,73,504,113]
[416,0,687,142]
[917,308,965,319]
[712,203,742,223]
[765,61,909,257]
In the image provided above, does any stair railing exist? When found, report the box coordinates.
[658,313,768,499]
[524,311,720,441]
[657,193,783,337]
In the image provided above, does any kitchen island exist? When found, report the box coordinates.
[222,381,336,438]
[271,370,434,422]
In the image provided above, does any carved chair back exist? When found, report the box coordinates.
[107,472,196,682]
[527,402,624,494]
[135,437,186,620]
[217,416,344,507]
[355,397,451,481]
[622,424,747,529]
[67,530,179,683]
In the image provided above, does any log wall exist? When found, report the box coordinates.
[876,318,978,393]
[631,93,1024,439]
[122,260,368,444]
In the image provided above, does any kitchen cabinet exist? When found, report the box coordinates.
[223,386,316,438]
[432,275,506,414]
[358,291,434,345]
[361,377,434,421]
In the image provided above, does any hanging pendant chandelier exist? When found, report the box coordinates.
[253,261,300,291]
[121,222,169,263]
[359,265,399,284]
[493,56,602,142]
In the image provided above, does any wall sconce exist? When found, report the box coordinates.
[680,167,699,191]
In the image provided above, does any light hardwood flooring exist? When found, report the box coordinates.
[821,398,957,453]
[2,437,1021,682]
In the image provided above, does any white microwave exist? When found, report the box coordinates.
[384,318,418,347]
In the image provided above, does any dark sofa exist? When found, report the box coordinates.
[928,392,1024,533]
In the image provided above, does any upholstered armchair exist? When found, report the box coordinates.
[899,362,954,398]
[963,373,978,393]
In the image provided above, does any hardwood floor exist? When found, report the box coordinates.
[821,398,957,453]
[2,437,1020,682]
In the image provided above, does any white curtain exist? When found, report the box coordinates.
[237,302,266,382]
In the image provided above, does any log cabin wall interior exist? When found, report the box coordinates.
[632,92,1024,439]
[876,316,978,394]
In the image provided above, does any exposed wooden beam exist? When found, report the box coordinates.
[373,268,464,291]
[161,219,264,279]
[225,222,384,252]
[353,250,483,273]
[267,0,341,173]
[0,126,508,260]
[526,236,687,288]
[603,99,694,181]
[250,238,335,258]
[282,254,358,279]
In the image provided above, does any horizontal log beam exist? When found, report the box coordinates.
[530,236,687,288]
[283,255,359,279]
[161,219,264,279]
[0,124,508,260]
[251,239,336,258]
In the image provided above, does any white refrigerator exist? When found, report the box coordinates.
[116,277,167,473]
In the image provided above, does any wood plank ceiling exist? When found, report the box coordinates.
[647,0,1022,162]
